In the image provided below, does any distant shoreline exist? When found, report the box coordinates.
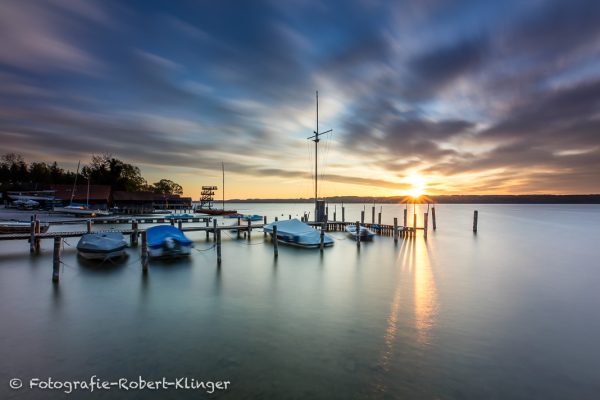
[222,195,600,204]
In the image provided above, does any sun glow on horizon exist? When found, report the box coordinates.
[406,173,427,198]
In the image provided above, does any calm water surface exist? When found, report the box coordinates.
[1,204,599,399]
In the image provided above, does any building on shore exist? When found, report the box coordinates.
[48,184,112,209]
[112,191,192,214]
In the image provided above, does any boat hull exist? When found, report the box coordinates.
[196,208,237,216]
[77,248,127,260]
[0,223,50,234]
[148,244,192,258]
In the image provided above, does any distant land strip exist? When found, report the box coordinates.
[225,195,600,204]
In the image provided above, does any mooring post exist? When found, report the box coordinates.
[424,212,428,239]
[356,221,361,248]
[170,218,175,227]
[371,206,375,224]
[289,214,291,220]
[342,206,345,223]
[177,219,183,230]
[52,236,61,283]
[29,220,36,253]
[141,230,148,272]
[275,216,278,222]
[333,210,336,222]
[213,219,217,242]
[320,222,325,251]
[403,208,407,227]
[206,219,210,240]
[273,224,278,258]
[87,219,92,233]
[473,210,478,233]
[413,213,417,230]
[237,217,241,239]
[325,206,328,219]
[133,220,139,246]
[393,217,398,244]
[432,206,437,230]
[216,229,222,265]
[264,216,267,237]
[34,220,41,253]
[247,219,251,241]
[378,211,382,225]
[361,211,365,224]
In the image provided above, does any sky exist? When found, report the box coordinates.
[1,0,599,198]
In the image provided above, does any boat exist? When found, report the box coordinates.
[52,160,111,217]
[146,225,193,258]
[263,219,334,248]
[0,221,50,234]
[242,214,263,222]
[345,224,375,241]
[165,213,195,219]
[12,199,40,210]
[196,208,238,215]
[223,213,244,218]
[76,232,128,260]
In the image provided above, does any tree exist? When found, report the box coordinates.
[152,179,183,195]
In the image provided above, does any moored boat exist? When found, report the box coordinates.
[345,224,375,241]
[242,214,263,221]
[263,219,334,248]
[0,221,50,234]
[195,208,238,216]
[146,225,193,258]
[76,232,128,260]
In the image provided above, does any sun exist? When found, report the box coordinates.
[406,173,426,198]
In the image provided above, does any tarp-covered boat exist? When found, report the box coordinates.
[263,219,334,248]
[165,213,195,219]
[345,224,375,241]
[146,225,193,258]
[76,232,127,260]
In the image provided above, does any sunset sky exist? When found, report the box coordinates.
[1,0,599,199]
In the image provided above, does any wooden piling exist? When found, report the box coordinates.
[52,236,61,283]
[342,207,345,222]
[413,213,417,229]
[247,219,251,241]
[432,206,437,230]
[170,218,175,226]
[320,222,325,251]
[141,230,148,272]
[264,216,267,237]
[424,212,428,239]
[378,211,382,225]
[473,210,478,233]
[29,220,36,253]
[289,214,291,220]
[361,211,365,224]
[356,220,361,248]
[371,206,375,224]
[34,220,41,253]
[273,224,278,258]
[205,219,210,240]
[216,229,222,265]
[177,219,182,230]
[87,219,92,233]
[403,208,407,227]
[213,219,217,242]
[132,221,139,246]
[237,217,241,239]
[394,217,398,244]
[333,210,336,222]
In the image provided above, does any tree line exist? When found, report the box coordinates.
[0,153,183,195]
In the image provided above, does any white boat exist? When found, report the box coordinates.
[53,204,111,217]
[263,219,334,248]
[345,224,375,241]
[7,191,56,202]
[76,232,128,260]
[0,221,50,234]
[12,199,40,210]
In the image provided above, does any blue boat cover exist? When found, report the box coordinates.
[263,219,334,247]
[242,214,263,221]
[147,225,193,247]
[165,214,195,219]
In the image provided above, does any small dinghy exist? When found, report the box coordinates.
[76,232,128,260]
[146,225,193,258]
[345,224,375,241]
[224,213,244,219]
[263,219,334,248]
[0,221,50,234]
[242,214,263,222]
[165,213,194,219]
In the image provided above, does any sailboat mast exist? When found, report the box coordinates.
[222,162,225,211]
[308,91,333,221]
[86,173,90,208]
[70,160,80,205]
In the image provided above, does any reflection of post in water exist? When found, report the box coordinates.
[412,238,438,346]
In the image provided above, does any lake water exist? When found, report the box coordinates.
[1,204,599,399]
